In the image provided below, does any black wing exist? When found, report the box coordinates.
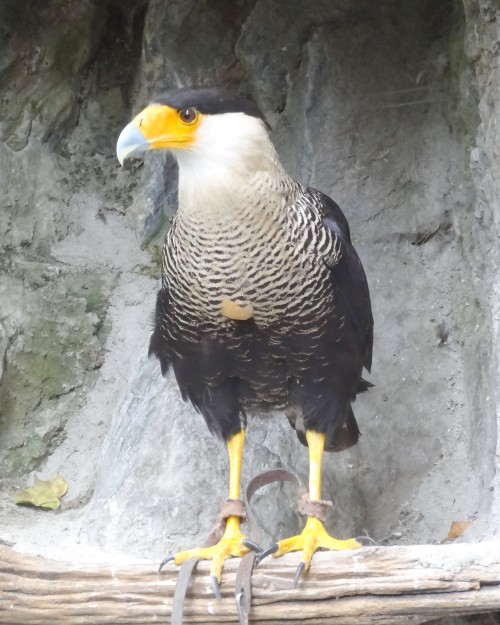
[319,191,373,373]
[148,283,247,439]
[148,287,171,376]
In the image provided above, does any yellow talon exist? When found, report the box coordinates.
[273,516,362,571]
[174,515,250,582]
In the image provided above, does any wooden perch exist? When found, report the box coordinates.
[1,542,500,625]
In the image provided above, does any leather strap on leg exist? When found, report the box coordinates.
[168,470,305,625]
[233,469,305,625]
[297,492,333,523]
[171,558,200,625]
[169,497,246,625]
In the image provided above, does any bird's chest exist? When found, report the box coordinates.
[164,216,330,328]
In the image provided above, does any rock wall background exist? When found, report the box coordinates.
[0,0,499,622]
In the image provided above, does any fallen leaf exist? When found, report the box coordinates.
[447,520,472,540]
[12,474,68,510]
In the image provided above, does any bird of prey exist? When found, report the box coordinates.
[116,87,373,593]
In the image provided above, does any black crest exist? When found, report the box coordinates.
[151,87,265,121]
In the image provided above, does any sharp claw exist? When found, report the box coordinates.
[211,574,222,600]
[235,590,245,625]
[242,539,262,553]
[255,543,278,565]
[356,535,378,547]
[293,561,306,587]
[158,555,175,574]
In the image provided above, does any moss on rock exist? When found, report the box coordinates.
[0,260,118,478]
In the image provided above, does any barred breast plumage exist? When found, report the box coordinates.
[165,185,339,331]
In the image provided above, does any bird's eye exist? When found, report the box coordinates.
[179,107,198,124]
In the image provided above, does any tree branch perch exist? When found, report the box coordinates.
[1,542,499,624]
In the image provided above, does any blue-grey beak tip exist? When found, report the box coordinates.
[116,122,149,166]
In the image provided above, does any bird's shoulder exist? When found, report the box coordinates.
[290,183,350,244]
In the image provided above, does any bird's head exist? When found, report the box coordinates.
[116,87,269,170]
[116,87,290,211]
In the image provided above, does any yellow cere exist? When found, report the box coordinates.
[132,104,201,150]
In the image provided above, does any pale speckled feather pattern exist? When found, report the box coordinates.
[165,187,341,325]
[158,174,345,401]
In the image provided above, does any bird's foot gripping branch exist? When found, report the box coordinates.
[159,431,258,601]
[160,465,375,625]
[259,431,372,585]
[270,516,365,585]
[170,502,251,597]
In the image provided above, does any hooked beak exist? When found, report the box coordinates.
[116,122,149,166]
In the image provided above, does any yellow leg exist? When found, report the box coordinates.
[228,427,244,499]
[273,430,361,571]
[173,430,249,585]
[308,429,325,500]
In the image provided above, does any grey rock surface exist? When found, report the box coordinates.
[0,1,499,622]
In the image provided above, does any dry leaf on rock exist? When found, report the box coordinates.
[447,520,472,540]
[12,475,68,510]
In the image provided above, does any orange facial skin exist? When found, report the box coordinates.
[132,104,201,150]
